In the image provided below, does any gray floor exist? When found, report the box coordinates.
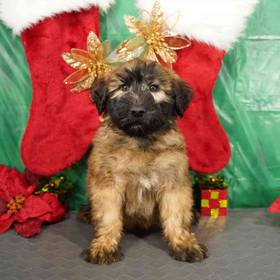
[0,209,280,280]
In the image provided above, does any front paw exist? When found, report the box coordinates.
[170,243,208,263]
[81,247,123,265]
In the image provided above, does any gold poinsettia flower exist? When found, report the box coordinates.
[62,32,114,92]
[116,1,191,66]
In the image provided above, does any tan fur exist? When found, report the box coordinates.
[86,123,205,264]
[85,60,206,264]
[108,60,173,104]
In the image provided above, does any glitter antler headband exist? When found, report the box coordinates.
[62,1,191,92]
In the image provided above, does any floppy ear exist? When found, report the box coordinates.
[172,78,193,117]
[90,78,108,114]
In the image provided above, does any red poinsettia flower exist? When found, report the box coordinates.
[268,197,280,213]
[0,165,66,237]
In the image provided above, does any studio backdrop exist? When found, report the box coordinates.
[0,0,279,209]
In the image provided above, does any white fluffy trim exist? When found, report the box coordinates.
[136,0,259,51]
[0,0,115,34]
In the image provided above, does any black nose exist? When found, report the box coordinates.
[130,106,146,118]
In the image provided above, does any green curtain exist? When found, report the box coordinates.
[0,0,279,209]
[214,0,280,207]
[100,0,138,47]
[0,24,30,171]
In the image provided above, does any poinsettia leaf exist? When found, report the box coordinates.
[0,213,14,233]
[0,170,10,201]
[38,193,66,223]
[0,165,9,178]
[0,199,6,214]
[10,168,27,185]
[13,177,29,196]
[0,166,33,201]
[14,218,43,238]
[25,184,36,196]
[0,186,9,202]
[15,195,51,222]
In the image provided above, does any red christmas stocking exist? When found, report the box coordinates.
[1,1,114,176]
[175,42,227,174]
[136,0,258,174]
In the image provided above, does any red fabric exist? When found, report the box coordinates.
[174,41,231,174]
[0,165,66,237]
[268,197,280,213]
[20,9,230,176]
[20,7,100,176]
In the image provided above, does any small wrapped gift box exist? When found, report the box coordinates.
[200,189,228,217]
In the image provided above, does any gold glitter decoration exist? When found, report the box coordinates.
[62,32,114,92]
[116,1,191,66]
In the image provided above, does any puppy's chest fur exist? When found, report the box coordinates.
[88,124,188,219]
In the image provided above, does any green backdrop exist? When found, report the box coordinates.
[0,0,279,209]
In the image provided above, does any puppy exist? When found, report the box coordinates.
[84,59,207,265]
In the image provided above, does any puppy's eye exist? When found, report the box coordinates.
[149,84,159,92]
[120,84,129,92]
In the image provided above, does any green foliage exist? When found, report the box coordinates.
[193,174,228,190]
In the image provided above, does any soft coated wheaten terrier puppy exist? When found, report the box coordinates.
[83,59,207,265]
